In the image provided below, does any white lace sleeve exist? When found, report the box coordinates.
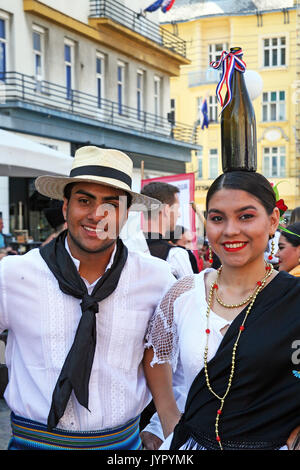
[145,275,195,371]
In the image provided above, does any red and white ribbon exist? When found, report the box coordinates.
[210,48,246,112]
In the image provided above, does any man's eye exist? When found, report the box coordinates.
[79,198,89,204]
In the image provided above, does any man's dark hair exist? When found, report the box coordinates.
[167,225,186,243]
[44,201,65,231]
[141,182,179,207]
[63,182,132,209]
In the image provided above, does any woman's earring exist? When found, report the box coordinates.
[208,245,213,264]
[268,236,275,261]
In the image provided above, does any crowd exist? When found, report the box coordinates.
[0,145,299,451]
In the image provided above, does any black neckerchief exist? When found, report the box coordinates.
[170,271,300,450]
[39,230,128,430]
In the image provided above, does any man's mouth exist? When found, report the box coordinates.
[83,225,106,236]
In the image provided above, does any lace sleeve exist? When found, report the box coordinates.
[145,275,195,371]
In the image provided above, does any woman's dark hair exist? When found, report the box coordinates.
[280,222,300,247]
[206,171,276,214]
[289,207,300,224]
[63,182,133,209]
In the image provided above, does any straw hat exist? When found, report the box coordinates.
[35,146,160,211]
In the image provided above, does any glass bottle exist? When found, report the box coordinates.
[221,47,257,172]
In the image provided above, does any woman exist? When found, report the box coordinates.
[143,170,300,450]
[276,222,300,277]
[289,207,300,225]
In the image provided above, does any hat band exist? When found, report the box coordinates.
[70,165,132,188]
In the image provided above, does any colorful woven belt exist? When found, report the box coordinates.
[9,413,142,450]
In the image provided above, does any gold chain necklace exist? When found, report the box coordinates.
[215,269,255,309]
[204,263,274,450]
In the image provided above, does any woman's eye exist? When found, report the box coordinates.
[240,213,254,220]
[210,215,223,222]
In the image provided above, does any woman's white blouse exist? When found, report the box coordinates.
[145,270,288,450]
[146,269,231,392]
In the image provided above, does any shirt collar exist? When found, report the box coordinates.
[65,237,117,284]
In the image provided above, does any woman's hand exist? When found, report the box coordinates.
[140,431,163,450]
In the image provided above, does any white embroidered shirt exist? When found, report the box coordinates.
[0,244,175,431]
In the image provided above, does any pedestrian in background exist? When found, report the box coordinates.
[276,222,300,277]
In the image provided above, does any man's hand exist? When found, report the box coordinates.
[287,426,300,450]
[140,431,163,450]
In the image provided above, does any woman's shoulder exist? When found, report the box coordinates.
[161,268,216,307]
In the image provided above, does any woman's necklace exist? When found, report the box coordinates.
[215,267,255,308]
[204,263,274,450]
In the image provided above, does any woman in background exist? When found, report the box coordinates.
[289,207,300,225]
[276,222,300,277]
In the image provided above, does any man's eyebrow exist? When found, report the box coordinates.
[74,189,97,199]
[102,196,121,202]
[74,190,122,202]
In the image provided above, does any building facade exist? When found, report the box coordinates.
[0,0,200,241]
[160,0,299,215]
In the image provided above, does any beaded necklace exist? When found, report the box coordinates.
[204,263,274,450]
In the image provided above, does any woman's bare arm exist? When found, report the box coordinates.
[143,347,181,439]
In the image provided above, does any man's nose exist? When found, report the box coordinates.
[87,203,108,221]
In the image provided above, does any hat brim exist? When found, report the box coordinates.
[35,175,161,212]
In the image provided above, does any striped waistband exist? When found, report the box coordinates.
[10,413,142,450]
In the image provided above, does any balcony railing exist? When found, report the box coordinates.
[0,72,198,145]
[89,0,187,58]
[188,68,221,87]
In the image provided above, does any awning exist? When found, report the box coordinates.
[0,129,73,177]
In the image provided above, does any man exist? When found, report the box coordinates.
[125,182,193,279]
[169,225,199,274]
[0,215,11,250]
[41,200,67,246]
[172,225,194,250]
[0,146,176,450]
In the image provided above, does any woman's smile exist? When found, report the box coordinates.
[222,241,248,252]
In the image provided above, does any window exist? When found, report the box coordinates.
[208,95,218,122]
[117,61,126,115]
[64,39,75,100]
[209,148,219,179]
[208,43,228,64]
[168,98,176,125]
[0,16,8,82]
[196,96,201,117]
[263,147,286,177]
[137,70,144,120]
[96,52,105,108]
[154,75,161,124]
[33,26,45,81]
[262,91,285,121]
[263,37,286,67]
[196,148,203,178]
